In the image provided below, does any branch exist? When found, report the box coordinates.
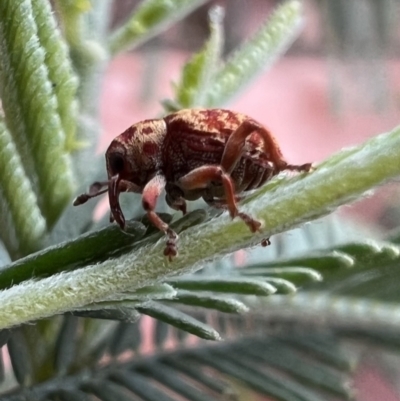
[0,124,399,329]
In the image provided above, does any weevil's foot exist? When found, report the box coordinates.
[180,203,187,215]
[238,212,262,233]
[285,162,313,173]
[164,245,177,261]
[111,208,126,230]
[164,229,178,261]
[261,237,271,247]
[173,199,187,215]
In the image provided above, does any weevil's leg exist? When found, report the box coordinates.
[73,181,109,206]
[165,186,187,215]
[261,238,271,247]
[119,180,142,193]
[222,120,312,174]
[207,193,269,246]
[166,193,187,215]
[203,196,228,210]
[203,194,245,210]
[142,174,178,260]
[283,162,313,173]
[221,120,285,173]
[179,165,261,232]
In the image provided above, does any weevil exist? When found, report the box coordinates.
[74,109,312,259]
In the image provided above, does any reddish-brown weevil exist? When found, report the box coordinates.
[74,109,312,259]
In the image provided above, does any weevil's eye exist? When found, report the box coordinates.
[109,153,125,175]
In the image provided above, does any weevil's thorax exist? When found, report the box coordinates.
[105,119,167,188]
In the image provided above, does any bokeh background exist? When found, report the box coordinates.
[98,1,400,399]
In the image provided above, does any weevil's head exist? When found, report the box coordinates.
[105,118,167,228]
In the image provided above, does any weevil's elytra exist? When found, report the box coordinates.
[73,108,312,260]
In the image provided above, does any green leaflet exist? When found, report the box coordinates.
[136,302,221,340]
[52,1,113,185]
[31,0,79,152]
[169,0,303,110]
[206,0,303,107]
[256,251,356,271]
[168,290,249,314]
[0,118,46,258]
[167,277,277,295]
[224,342,350,399]
[240,267,323,286]
[53,0,92,48]
[0,0,75,227]
[108,0,208,55]
[174,5,224,108]
[262,292,400,333]
[190,348,326,401]
[72,306,141,323]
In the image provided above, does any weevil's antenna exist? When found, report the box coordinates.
[73,181,109,206]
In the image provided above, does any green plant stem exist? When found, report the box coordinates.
[108,0,208,56]
[0,125,399,329]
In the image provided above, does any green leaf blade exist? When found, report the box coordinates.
[108,0,208,55]
[31,0,79,152]
[206,0,303,107]
[0,0,75,226]
[0,118,46,258]
[167,277,277,295]
[240,267,323,286]
[169,290,249,314]
[175,5,224,108]
[260,251,355,271]
[136,302,221,340]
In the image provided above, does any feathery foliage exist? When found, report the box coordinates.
[0,0,399,400]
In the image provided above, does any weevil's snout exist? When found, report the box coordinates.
[108,174,126,230]
[106,146,131,230]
